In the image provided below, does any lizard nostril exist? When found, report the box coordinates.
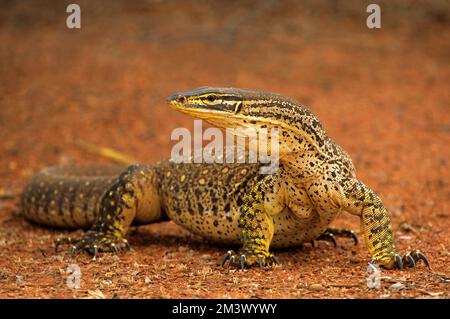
[177,95,186,103]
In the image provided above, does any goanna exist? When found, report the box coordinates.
[21,87,429,270]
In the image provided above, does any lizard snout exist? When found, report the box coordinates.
[166,94,186,105]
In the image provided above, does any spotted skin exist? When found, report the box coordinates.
[21,87,429,270]
[22,165,121,228]
[156,160,264,246]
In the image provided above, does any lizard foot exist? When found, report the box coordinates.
[55,230,130,259]
[312,228,358,248]
[323,227,358,245]
[221,249,279,270]
[315,232,337,247]
[371,250,429,270]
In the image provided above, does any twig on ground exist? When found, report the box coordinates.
[74,139,136,165]
[0,189,21,200]
[326,283,361,288]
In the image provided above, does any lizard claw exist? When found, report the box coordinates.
[70,245,78,256]
[92,244,99,260]
[258,256,263,271]
[220,249,279,270]
[316,232,337,247]
[55,236,75,252]
[55,231,130,258]
[395,254,403,270]
[228,255,236,269]
[404,253,415,268]
[371,250,429,270]
[408,250,429,268]
[349,232,359,245]
[239,255,246,270]
[271,254,279,265]
[221,250,234,267]
[315,228,359,247]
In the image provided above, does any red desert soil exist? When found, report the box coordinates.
[0,1,448,298]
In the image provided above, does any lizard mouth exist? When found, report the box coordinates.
[166,93,237,122]
[166,93,187,106]
[166,93,279,131]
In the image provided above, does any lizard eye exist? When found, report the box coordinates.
[207,95,216,102]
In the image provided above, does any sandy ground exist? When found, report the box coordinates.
[0,1,449,298]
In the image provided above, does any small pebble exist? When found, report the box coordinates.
[309,283,325,291]
[102,279,112,285]
[389,282,405,290]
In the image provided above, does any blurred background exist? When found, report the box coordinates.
[0,0,448,298]
[1,0,449,215]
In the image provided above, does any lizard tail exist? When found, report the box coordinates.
[21,165,124,229]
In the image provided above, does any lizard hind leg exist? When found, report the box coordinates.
[56,164,164,257]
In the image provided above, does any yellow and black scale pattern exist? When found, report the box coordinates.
[22,87,429,269]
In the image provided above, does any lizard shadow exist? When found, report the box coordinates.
[129,223,241,252]
[129,222,316,256]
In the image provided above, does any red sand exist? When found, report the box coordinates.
[0,1,448,298]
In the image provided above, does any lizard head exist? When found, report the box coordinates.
[167,87,246,128]
[167,87,311,127]
[166,87,327,157]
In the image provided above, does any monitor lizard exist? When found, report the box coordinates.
[21,87,429,270]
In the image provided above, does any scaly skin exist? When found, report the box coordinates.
[21,87,429,270]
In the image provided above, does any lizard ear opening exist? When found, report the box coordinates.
[234,101,243,114]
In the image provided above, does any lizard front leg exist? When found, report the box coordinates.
[56,164,160,257]
[341,178,429,269]
[222,175,284,269]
